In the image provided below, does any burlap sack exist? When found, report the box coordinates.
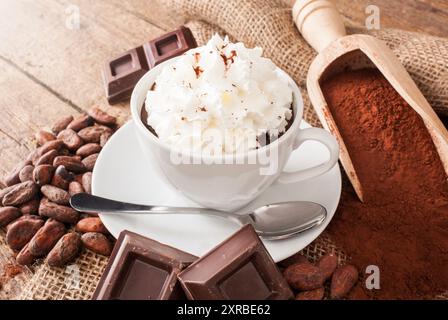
[4,0,447,300]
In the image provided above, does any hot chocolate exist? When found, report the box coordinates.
[140,102,294,149]
[142,35,294,155]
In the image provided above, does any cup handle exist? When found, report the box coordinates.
[277,127,339,183]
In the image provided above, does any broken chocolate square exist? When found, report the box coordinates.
[92,230,197,300]
[143,26,197,68]
[102,27,197,105]
[102,47,149,104]
[178,224,293,300]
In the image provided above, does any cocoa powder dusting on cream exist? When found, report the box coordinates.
[322,68,448,299]
[220,50,237,66]
[193,66,204,78]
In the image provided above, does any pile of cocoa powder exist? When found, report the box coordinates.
[322,69,448,299]
[0,107,117,268]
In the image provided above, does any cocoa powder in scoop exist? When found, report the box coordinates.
[322,68,448,299]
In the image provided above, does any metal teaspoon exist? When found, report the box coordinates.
[70,193,327,240]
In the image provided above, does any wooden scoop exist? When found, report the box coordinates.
[292,0,448,202]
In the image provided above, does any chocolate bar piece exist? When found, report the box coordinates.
[143,26,197,68]
[92,230,197,300]
[178,225,293,300]
[103,47,149,104]
[103,26,197,104]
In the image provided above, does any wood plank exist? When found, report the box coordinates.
[0,58,78,177]
[284,0,448,37]
[0,0,165,122]
[335,0,448,37]
[107,0,178,31]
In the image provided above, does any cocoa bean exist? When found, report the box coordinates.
[78,125,112,143]
[35,130,56,146]
[19,165,34,182]
[88,107,117,126]
[76,217,107,234]
[2,181,39,207]
[278,253,310,268]
[28,219,66,257]
[53,156,86,173]
[100,132,112,147]
[33,164,55,186]
[5,215,41,233]
[3,160,32,186]
[68,181,84,196]
[26,149,39,163]
[76,143,101,158]
[82,153,98,171]
[67,114,93,132]
[100,132,113,147]
[40,185,70,205]
[57,129,84,151]
[51,165,74,190]
[35,149,58,166]
[295,287,325,300]
[74,174,83,184]
[330,265,358,299]
[6,217,44,251]
[0,207,21,227]
[0,185,15,204]
[38,197,79,224]
[18,198,40,215]
[82,172,92,194]
[81,212,98,218]
[16,243,35,266]
[46,232,82,267]
[283,262,325,291]
[7,214,42,230]
[31,140,64,165]
[51,115,74,134]
[317,254,338,281]
[81,232,112,256]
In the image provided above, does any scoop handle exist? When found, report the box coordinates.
[292,0,346,53]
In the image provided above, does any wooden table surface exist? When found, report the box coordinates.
[0,0,447,299]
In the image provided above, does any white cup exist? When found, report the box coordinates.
[131,58,339,211]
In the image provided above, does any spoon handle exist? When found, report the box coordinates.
[70,193,244,221]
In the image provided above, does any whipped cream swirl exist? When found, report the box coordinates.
[145,34,293,155]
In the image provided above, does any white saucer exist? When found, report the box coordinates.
[92,121,341,262]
